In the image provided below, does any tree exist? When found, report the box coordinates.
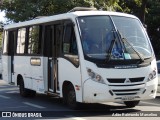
[139,0,148,23]
[145,0,160,56]
[0,0,52,22]
[0,0,121,22]
[1,0,160,56]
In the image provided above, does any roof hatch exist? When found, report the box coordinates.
[68,7,97,12]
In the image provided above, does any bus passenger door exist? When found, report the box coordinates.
[45,25,54,92]
[8,30,16,83]
[53,24,63,92]
[46,24,63,93]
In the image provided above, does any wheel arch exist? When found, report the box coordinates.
[62,80,74,97]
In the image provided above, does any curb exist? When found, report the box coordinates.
[0,80,7,84]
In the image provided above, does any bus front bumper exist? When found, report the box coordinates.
[83,78,158,103]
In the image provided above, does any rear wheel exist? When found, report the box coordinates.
[28,89,36,97]
[19,78,28,97]
[124,101,140,108]
[19,78,36,97]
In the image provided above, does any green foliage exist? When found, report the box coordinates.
[0,0,122,22]
[0,0,55,22]
[146,0,160,55]
[90,0,121,11]
[118,0,142,15]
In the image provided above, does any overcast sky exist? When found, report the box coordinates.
[0,11,6,23]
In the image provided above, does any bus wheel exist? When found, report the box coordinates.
[124,101,140,108]
[19,79,28,97]
[67,85,79,109]
[28,90,36,97]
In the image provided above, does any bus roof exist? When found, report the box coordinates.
[4,10,138,30]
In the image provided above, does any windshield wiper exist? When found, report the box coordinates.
[106,29,144,63]
[106,40,115,62]
[105,30,117,62]
[117,30,144,62]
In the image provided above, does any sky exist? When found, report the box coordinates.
[0,11,6,23]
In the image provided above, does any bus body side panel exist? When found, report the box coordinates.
[58,58,83,102]
[14,56,44,93]
[30,56,44,93]
[14,56,32,88]
[2,56,11,83]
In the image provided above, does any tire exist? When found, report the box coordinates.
[62,90,67,105]
[124,101,140,108]
[67,85,79,109]
[28,89,36,97]
[19,79,29,97]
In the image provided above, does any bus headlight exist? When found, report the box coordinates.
[148,70,157,81]
[87,68,105,84]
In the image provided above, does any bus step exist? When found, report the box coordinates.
[9,82,15,85]
[46,91,60,97]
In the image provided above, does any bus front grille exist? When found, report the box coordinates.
[107,77,145,83]
[112,89,141,96]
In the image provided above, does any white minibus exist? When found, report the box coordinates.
[2,7,158,109]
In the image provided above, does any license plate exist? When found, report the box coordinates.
[122,96,135,101]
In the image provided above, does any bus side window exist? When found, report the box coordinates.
[3,31,8,54]
[16,28,26,54]
[8,30,17,56]
[44,25,53,57]
[63,24,79,66]
[28,26,41,54]
[63,25,78,55]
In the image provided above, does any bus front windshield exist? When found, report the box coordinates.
[77,16,152,63]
